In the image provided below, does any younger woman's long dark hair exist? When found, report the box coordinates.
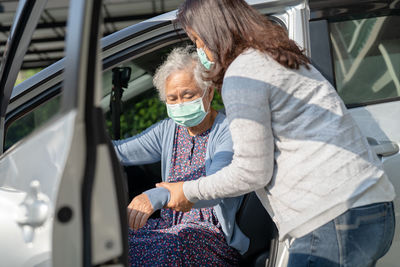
[176,0,310,88]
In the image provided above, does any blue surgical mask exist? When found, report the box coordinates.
[197,48,214,70]
[166,89,210,127]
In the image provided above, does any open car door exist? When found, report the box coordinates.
[0,0,128,266]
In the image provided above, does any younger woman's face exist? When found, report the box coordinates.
[187,28,214,62]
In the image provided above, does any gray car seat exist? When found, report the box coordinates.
[237,192,278,267]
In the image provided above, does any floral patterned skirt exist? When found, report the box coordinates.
[128,208,240,266]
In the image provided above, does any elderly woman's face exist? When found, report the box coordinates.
[165,70,208,105]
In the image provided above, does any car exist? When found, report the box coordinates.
[0,0,399,266]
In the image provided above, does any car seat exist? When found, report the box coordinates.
[236,192,278,267]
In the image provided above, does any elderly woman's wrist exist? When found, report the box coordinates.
[143,187,170,210]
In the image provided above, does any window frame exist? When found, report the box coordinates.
[310,9,400,108]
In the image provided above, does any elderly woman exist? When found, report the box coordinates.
[113,47,247,266]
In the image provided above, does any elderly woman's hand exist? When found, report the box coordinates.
[156,181,194,212]
[127,193,154,230]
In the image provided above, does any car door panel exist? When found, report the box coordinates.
[52,0,128,265]
[349,102,400,267]
[0,0,53,265]
[0,188,51,267]
[0,109,75,266]
[0,0,128,265]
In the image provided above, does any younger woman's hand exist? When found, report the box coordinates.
[127,193,154,230]
[156,181,194,212]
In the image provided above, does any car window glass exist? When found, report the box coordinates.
[329,15,400,105]
[4,95,61,151]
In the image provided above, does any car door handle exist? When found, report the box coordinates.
[367,137,399,157]
[16,180,50,228]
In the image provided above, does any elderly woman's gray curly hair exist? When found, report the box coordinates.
[153,46,211,102]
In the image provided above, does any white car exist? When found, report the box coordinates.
[0,0,398,266]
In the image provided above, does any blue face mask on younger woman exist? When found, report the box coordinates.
[166,88,210,127]
[197,48,214,70]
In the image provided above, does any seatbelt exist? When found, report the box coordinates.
[110,67,131,140]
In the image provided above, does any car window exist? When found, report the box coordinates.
[329,15,400,106]
[4,94,61,151]
[101,42,224,139]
